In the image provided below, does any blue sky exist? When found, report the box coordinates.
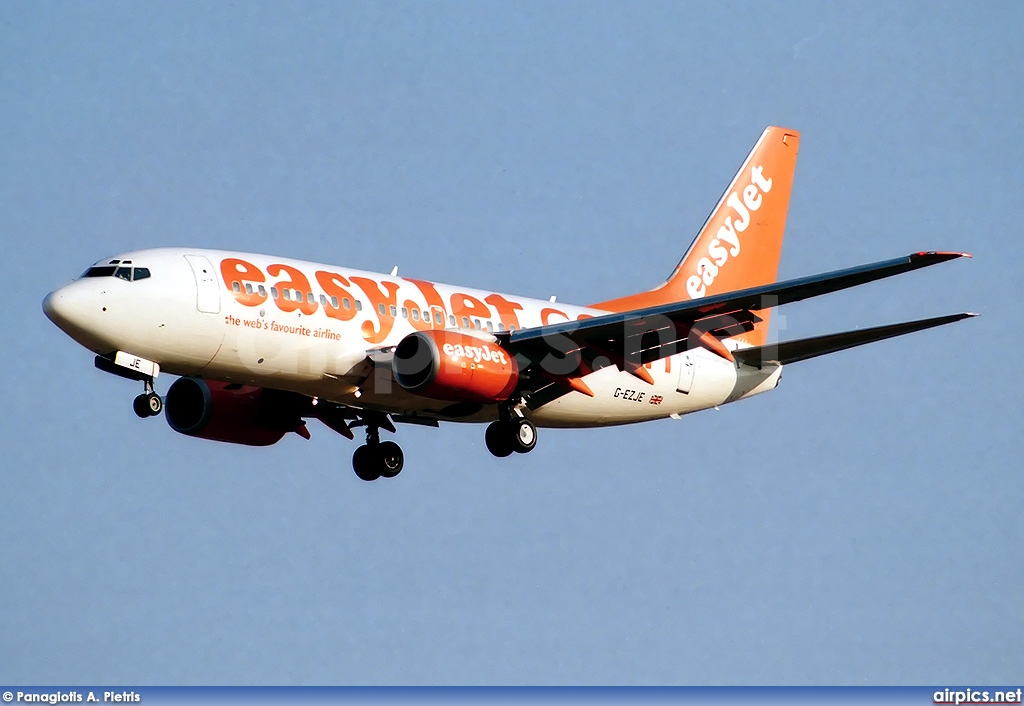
[1,0,1021,685]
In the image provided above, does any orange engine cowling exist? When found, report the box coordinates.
[393,330,519,403]
[164,377,295,446]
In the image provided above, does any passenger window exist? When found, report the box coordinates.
[283,289,292,301]
[486,321,493,333]
[390,305,397,317]
[258,285,266,297]
[332,296,339,308]
[132,268,151,281]
[435,312,444,325]
[497,322,505,332]
[401,307,408,319]
[411,309,420,321]
[377,303,386,315]
[473,318,481,329]
[461,316,469,328]
[245,283,253,295]
[449,315,456,327]
[271,287,279,299]
[355,300,363,311]
[342,298,351,310]
[307,292,315,304]
[232,282,241,293]
[422,310,430,322]
[319,294,327,307]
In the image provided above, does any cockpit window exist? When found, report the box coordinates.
[81,262,152,281]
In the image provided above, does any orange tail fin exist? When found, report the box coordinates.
[593,126,800,347]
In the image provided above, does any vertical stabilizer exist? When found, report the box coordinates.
[593,126,800,347]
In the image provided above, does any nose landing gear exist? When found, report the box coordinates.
[92,353,163,419]
[133,378,162,418]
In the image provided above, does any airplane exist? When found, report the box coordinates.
[42,126,974,481]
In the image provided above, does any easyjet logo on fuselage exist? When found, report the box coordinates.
[685,164,773,299]
[218,257,588,345]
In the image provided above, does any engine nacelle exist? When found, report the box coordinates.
[164,377,290,446]
[393,330,519,403]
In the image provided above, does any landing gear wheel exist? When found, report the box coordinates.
[511,418,537,454]
[486,418,537,456]
[378,441,404,478]
[133,395,149,418]
[485,421,515,458]
[352,445,381,482]
[133,392,162,418]
[352,437,405,481]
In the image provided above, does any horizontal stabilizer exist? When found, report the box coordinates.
[733,313,977,367]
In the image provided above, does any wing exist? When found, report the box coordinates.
[732,313,977,367]
[500,251,972,399]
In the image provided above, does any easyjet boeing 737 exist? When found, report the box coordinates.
[43,127,974,480]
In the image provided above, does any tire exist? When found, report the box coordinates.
[133,394,151,419]
[146,393,163,416]
[352,445,380,482]
[485,421,514,458]
[378,441,404,478]
[511,418,537,454]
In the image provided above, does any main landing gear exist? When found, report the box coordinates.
[132,378,162,418]
[352,424,404,482]
[484,415,537,458]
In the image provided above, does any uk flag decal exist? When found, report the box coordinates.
[649,395,664,405]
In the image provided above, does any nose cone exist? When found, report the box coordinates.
[42,282,110,351]
[42,289,69,328]
[44,285,96,331]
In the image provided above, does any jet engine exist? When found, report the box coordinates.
[164,377,301,446]
[393,330,519,403]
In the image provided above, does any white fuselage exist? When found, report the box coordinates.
[43,248,782,427]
